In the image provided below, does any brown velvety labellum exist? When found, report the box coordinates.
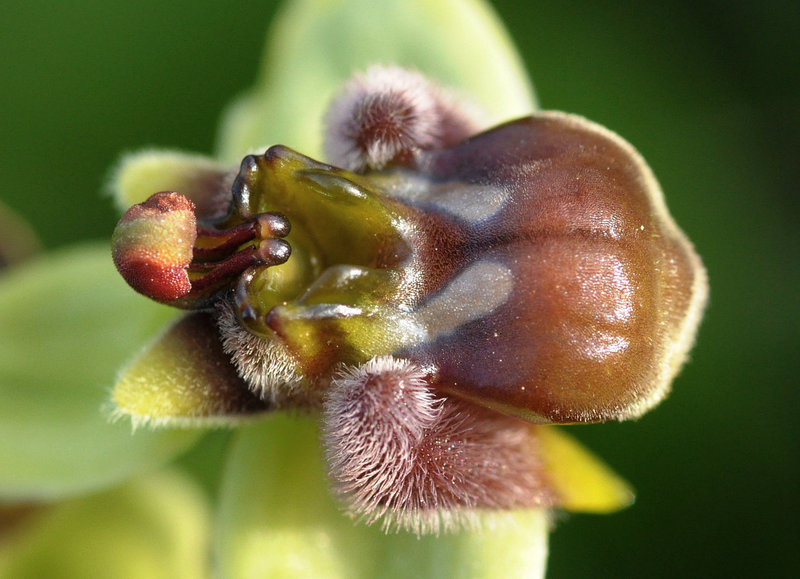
[412,114,706,424]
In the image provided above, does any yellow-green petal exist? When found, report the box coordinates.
[112,312,270,428]
[108,149,230,212]
[0,244,198,500]
[538,427,635,514]
[216,0,536,162]
[0,469,210,579]
[216,416,549,578]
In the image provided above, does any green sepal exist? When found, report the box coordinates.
[216,0,536,162]
[0,244,198,500]
[0,469,210,579]
[107,149,229,213]
[215,416,549,578]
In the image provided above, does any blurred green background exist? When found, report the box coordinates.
[1,0,797,577]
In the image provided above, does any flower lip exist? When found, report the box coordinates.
[111,191,292,308]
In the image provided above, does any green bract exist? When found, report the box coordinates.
[216,0,535,162]
[0,245,197,500]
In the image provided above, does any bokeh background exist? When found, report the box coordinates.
[1,0,797,577]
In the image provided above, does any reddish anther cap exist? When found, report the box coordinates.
[111,191,198,303]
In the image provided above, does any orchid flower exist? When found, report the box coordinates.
[0,1,706,577]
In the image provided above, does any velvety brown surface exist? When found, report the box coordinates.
[413,115,706,423]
